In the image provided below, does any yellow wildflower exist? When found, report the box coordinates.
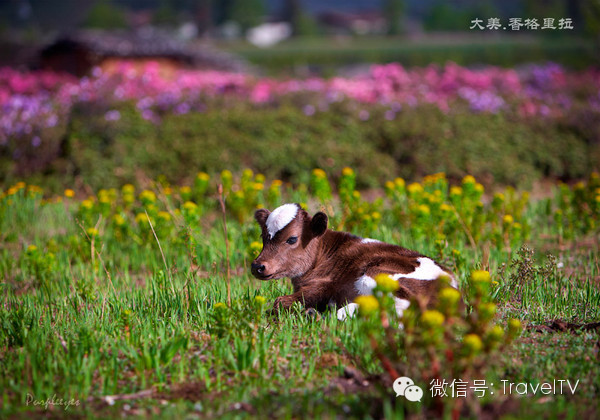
[250,241,262,257]
[462,175,476,185]
[374,273,399,293]
[479,302,497,322]
[471,270,491,283]
[81,199,93,210]
[507,319,522,337]
[418,204,430,215]
[450,186,462,196]
[440,203,453,213]
[421,310,445,328]
[135,213,148,224]
[342,167,354,177]
[439,287,461,309]
[197,172,210,182]
[312,168,327,178]
[354,295,379,316]
[183,201,198,212]
[139,190,156,203]
[26,185,42,194]
[463,334,483,355]
[487,325,505,342]
[158,211,171,222]
[407,182,423,194]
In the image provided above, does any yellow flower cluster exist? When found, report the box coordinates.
[421,310,445,328]
[354,295,379,316]
[374,273,399,293]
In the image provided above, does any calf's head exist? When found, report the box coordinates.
[251,203,328,280]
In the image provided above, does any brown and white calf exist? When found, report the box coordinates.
[251,203,458,320]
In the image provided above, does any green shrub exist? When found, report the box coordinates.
[3,102,598,193]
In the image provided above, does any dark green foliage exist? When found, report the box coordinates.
[83,0,127,30]
[229,37,598,74]
[7,101,595,193]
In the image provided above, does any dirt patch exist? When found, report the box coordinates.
[325,366,377,396]
[479,398,522,420]
[527,320,600,334]
[155,381,208,402]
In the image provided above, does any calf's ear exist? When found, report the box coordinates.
[255,209,270,228]
[310,212,328,237]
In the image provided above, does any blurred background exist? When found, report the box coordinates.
[0,0,599,192]
[1,0,598,74]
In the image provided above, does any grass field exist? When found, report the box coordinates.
[218,35,598,75]
[1,169,599,418]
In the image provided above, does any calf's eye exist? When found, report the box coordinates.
[286,236,298,245]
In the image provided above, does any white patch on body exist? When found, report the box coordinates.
[354,275,376,295]
[337,303,358,321]
[266,203,299,239]
[391,257,458,288]
[361,238,381,244]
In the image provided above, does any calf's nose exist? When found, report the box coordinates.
[251,261,265,275]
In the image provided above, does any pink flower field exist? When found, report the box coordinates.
[1,61,599,145]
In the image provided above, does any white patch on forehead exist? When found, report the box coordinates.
[266,203,299,239]
[391,257,457,287]
[354,275,376,295]
[361,238,381,244]
[337,303,358,321]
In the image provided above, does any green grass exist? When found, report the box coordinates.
[218,35,598,75]
[1,171,599,418]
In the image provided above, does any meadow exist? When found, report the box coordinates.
[1,62,600,418]
[1,168,599,418]
[219,35,598,75]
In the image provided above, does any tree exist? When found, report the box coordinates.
[84,0,127,30]
[582,0,600,40]
[229,0,264,32]
[384,0,404,35]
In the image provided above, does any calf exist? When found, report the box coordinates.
[250,203,458,320]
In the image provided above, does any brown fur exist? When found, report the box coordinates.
[251,204,455,312]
